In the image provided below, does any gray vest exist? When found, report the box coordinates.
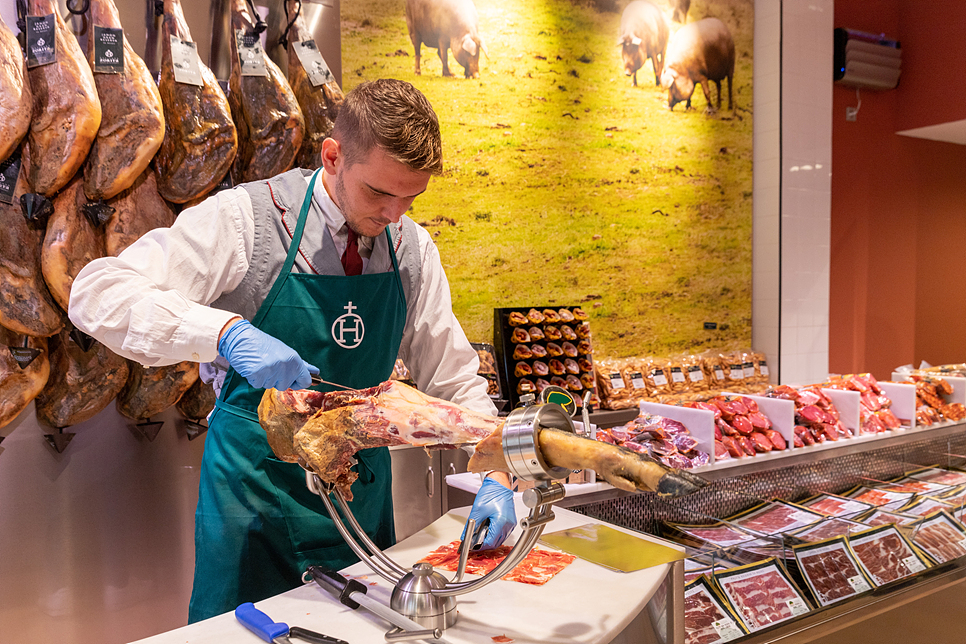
[204,168,421,387]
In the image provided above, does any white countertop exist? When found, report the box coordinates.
[446,472,614,498]
[131,500,680,644]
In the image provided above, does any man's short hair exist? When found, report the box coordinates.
[331,79,443,175]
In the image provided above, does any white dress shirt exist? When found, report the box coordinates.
[68,172,496,416]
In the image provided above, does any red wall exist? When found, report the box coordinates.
[830,0,966,378]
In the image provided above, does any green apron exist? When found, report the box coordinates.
[188,169,407,622]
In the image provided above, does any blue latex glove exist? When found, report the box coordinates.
[218,319,318,391]
[461,477,515,550]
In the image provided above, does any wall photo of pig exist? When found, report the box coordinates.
[618,1,669,87]
[405,0,487,78]
[342,0,753,360]
[661,17,736,112]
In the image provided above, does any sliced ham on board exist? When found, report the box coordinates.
[41,175,107,311]
[0,14,32,164]
[0,326,50,430]
[176,376,216,422]
[116,360,199,422]
[35,324,129,428]
[21,0,102,197]
[228,0,304,183]
[284,0,344,170]
[155,0,237,204]
[104,168,175,257]
[83,0,165,201]
[0,161,65,337]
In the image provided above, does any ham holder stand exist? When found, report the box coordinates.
[302,398,578,640]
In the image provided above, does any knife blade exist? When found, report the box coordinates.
[309,373,353,391]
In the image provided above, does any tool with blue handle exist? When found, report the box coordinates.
[235,602,348,644]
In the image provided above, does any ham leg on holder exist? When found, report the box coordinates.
[258,380,707,501]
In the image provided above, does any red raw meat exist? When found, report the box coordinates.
[732,416,754,435]
[721,435,743,458]
[714,440,731,460]
[764,429,786,450]
[713,423,722,441]
[751,432,773,452]
[738,436,757,457]
[717,418,738,436]
[749,412,771,429]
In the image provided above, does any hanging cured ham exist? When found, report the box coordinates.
[284,0,343,170]
[83,0,165,201]
[0,162,65,337]
[176,377,216,422]
[41,175,106,310]
[155,0,237,204]
[104,169,175,256]
[21,0,101,197]
[35,324,129,428]
[0,326,50,430]
[228,0,304,182]
[0,14,32,164]
[116,360,199,421]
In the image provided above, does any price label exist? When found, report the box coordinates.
[293,39,335,87]
[760,361,770,376]
[8,346,42,369]
[687,366,704,382]
[629,372,646,390]
[712,618,743,641]
[0,152,21,205]
[785,597,809,616]
[607,372,624,390]
[902,555,926,573]
[170,36,203,86]
[847,575,871,593]
[714,367,725,381]
[92,26,125,73]
[743,362,755,378]
[671,367,686,383]
[729,365,745,380]
[650,370,668,386]
[26,14,56,68]
[235,30,269,77]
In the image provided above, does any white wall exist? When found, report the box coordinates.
[753,0,834,385]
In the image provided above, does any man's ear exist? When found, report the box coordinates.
[320,137,341,174]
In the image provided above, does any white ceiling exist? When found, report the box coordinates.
[896,119,966,146]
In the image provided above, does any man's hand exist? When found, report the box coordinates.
[462,476,516,550]
[218,319,318,391]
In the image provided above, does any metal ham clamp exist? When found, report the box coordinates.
[302,392,579,637]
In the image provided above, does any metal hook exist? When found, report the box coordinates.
[66,0,90,15]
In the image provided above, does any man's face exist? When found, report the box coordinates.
[328,145,432,238]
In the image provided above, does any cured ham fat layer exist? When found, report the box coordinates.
[258,380,707,500]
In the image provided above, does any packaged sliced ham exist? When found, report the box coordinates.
[789,517,866,543]
[909,467,966,487]
[683,576,748,644]
[895,496,955,518]
[853,508,918,527]
[726,501,825,536]
[909,510,966,564]
[665,522,760,548]
[713,558,812,632]
[793,536,873,606]
[800,493,874,519]
[881,477,951,496]
[844,485,915,508]
[848,524,931,586]
[934,484,966,509]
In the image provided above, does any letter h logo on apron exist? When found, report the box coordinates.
[332,301,365,349]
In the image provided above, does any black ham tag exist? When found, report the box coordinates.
[293,40,334,87]
[235,29,268,77]
[25,14,56,68]
[0,152,20,205]
[20,193,53,226]
[70,327,97,353]
[92,26,125,73]
[169,35,203,87]
[8,345,42,369]
[82,200,116,227]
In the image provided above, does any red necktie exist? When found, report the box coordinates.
[341,227,363,276]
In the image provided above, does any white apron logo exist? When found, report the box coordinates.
[332,302,365,349]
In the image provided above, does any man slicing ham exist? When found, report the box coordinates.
[68,79,514,622]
